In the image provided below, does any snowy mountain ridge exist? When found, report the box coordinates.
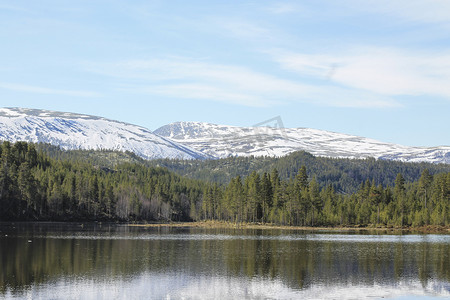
[1,108,448,164]
[154,121,450,164]
[0,108,208,160]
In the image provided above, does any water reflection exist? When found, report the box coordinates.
[3,274,449,300]
[0,223,449,299]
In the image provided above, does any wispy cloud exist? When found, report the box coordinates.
[265,3,299,14]
[271,47,450,100]
[348,0,450,25]
[0,4,31,13]
[140,84,270,107]
[86,58,300,107]
[85,57,397,108]
[0,82,101,98]
[217,20,278,43]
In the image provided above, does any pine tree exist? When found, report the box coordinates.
[260,172,272,222]
[394,173,406,226]
[309,177,321,226]
[291,166,309,225]
[418,169,432,210]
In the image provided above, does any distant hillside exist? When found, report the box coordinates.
[148,151,450,193]
[0,107,208,160]
[2,141,449,228]
[34,143,450,194]
[36,143,146,168]
[155,121,450,164]
[2,108,449,164]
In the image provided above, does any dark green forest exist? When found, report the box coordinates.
[1,142,205,222]
[149,151,450,193]
[1,142,449,227]
[37,143,450,194]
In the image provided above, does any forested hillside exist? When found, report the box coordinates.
[1,142,448,227]
[0,142,205,221]
[207,168,449,227]
[36,143,146,167]
[37,144,450,194]
[149,151,450,193]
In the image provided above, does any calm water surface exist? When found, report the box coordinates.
[0,223,449,299]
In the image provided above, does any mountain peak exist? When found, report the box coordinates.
[0,107,101,120]
[155,121,450,164]
[0,108,208,160]
[154,121,242,140]
[2,108,449,164]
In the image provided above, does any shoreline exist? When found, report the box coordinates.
[1,220,448,234]
[128,220,450,234]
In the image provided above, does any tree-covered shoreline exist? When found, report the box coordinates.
[0,142,448,227]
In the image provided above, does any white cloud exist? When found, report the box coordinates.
[0,82,101,98]
[218,20,277,42]
[272,47,450,99]
[85,57,397,108]
[142,84,271,107]
[350,0,450,25]
[0,4,29,13]
[265,3,299,14]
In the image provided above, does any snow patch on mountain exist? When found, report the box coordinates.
[154,121,450,164]
[0,108,208,160]
[2,108,448,164]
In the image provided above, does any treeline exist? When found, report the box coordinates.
[36,143,146,167]
[0,142,205,221]
[36,143,450,194]
[149,151,450,193]
[202,168,449,227]
[1,142,449,226]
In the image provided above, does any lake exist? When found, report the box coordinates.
[0,223,448,299]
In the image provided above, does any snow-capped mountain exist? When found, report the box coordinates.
[154,121,450,164]
[2,108,448,164]
[0,108,208,160]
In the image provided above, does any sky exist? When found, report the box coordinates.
[0,0,449,147]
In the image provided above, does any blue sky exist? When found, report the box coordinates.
[1,0,449,147]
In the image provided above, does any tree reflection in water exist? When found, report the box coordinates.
[0,223,449,299]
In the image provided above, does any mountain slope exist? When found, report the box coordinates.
[154,121,450,164]
[0,108,208,160]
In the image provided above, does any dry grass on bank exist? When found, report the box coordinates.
[129,220,450,233]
